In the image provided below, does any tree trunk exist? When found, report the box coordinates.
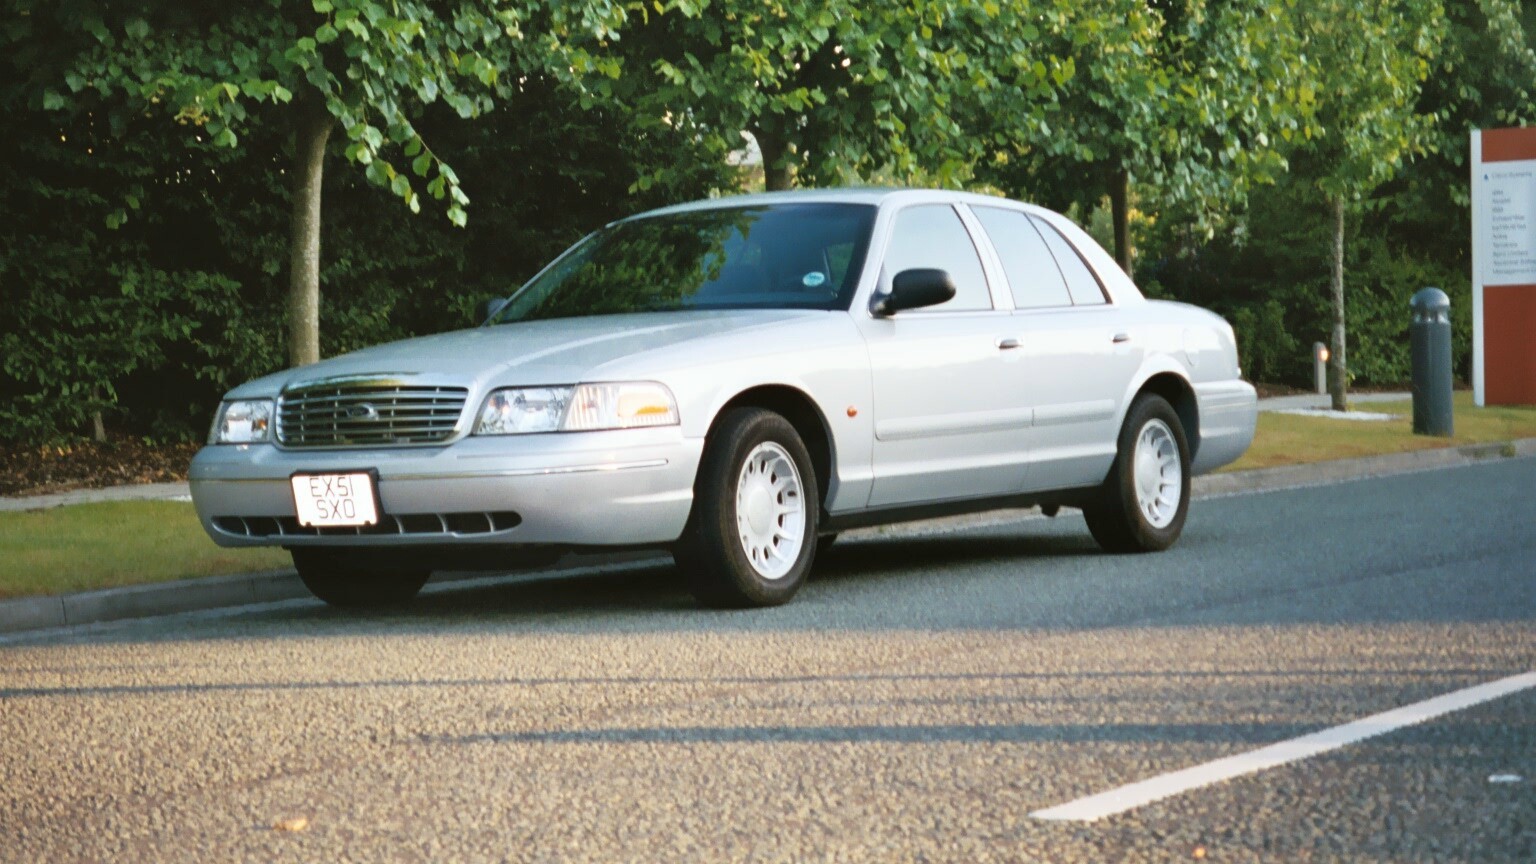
[1328,195,1348,412]
[754,129,792,192]
[90,386,106,443]
[287,98,333,368]
[1109,167,1132,276]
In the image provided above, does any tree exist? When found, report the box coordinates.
[2,1,732,444]
[973,0,1300,275]
[29,0,561,367]
[1287,0,1443,411]
[557,1,1075,193]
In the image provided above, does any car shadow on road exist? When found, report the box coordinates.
[388,530,1103,625]
[7,525,1115,646]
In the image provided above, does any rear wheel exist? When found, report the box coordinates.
[675,408,820,608]
[292,549,430,608]
[1083,394,1191,553]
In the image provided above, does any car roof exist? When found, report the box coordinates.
[621,187,1034,221]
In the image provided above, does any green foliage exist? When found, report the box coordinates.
[975,0,1300,235]
[18,0,547,226]
[1286,0,1444,204]
[0,16,733,443]
[1227,300,1300,387]
[3,0,1534,446]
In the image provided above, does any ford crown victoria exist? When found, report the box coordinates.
[189,189,1257,608]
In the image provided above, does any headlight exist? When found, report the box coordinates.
[473,382,679,435]
[474,387,573,435]
[211,399,274,444]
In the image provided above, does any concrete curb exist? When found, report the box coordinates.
[0,569,305,634]
[0,554,662,638]
[3,439,1534,637]
[1194,437,1536,497]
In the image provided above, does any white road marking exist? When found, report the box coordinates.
[1031,671,1536,823]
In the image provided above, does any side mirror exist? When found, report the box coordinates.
[476,297,510,323]
[870,268,957,317]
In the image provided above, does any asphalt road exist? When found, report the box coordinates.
[2,459,1533,863]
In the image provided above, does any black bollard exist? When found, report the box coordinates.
[1410,287,1454,437]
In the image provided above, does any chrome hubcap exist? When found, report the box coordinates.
[1133,419,1182,529]
[735,442,805,580]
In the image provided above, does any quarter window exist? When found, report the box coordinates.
[883,205,992,311]
[1031,216,1108,305]
[972,207,1073,309]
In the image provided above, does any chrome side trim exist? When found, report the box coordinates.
[875,407,1034,441]
[394,458,669,481]
[1032,399,1117,426]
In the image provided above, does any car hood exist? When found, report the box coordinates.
[227,309,824,397]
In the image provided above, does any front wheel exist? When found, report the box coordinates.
[675,408,820,608]
[292,549,431,608]
[1082,394,1191,553]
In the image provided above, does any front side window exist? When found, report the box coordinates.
[492,203,878,323]
[882,205,993,311]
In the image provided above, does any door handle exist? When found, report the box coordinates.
[996,337,1021,350]
[1112,332,1131,344]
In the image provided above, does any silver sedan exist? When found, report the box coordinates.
[190,188,1257,608]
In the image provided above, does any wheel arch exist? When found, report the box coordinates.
[710,385,836,507]
[1134,372,1200,462]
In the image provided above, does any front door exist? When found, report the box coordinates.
[857,204,1031,508]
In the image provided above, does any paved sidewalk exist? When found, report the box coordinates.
[0,481,190,512]
[1257,391,1410,412]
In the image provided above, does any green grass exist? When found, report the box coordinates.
[0,501,291,599]
[3,391,1535,602]
[1224,392,1536,472]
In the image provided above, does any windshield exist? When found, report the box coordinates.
[491,203,878,323]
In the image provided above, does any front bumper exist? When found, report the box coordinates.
[189,427,703,549]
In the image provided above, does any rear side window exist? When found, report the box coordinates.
[972,207,1073,309]
[883,205,993,311]
[1031,216,1108,306]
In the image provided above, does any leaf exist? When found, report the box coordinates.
[42,90,67,111]
[447,205,467,227]
[273,817,309,832]
[411,152,431,177]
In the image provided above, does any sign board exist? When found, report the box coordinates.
[1471,127,1536,405]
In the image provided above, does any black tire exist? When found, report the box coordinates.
[1082,394,1191,554]
[675,408,820,608]
[291,549,430,608]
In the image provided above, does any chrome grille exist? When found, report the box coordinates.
[276,382,468,448]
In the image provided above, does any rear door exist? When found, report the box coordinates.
[968,206,1143,492]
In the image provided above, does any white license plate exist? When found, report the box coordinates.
[290,472,379,527]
